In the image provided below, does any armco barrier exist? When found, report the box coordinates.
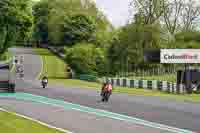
[102,77,185,94]
[78,74,97,82]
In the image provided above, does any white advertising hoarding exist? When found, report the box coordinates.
[160,49,200,64]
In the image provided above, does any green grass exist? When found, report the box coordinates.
[34,48,69,79]
[35,48,200,103]
[0,111,65,133]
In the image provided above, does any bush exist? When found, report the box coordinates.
[175,32,200,42]
[65,43,108,76]
[0,52,8,61]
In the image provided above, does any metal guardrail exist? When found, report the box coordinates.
[75,74,98,82]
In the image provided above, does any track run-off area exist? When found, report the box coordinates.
[0,48,199,133]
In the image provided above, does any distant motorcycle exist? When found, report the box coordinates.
[41,79,48,88]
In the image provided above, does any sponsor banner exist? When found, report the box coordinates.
[161,49,200,63]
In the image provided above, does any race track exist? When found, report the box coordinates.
[0,48,199,133]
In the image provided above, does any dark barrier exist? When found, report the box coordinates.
[177,69,200,93]
[157,81,162,91]
[144,49,160,63]
[0,81,9,89]
[116,79,120,86]
[167,82,171,93]
[147,81,152,89]
[79,74,97,82]
[0,63,15,93]
[123,79,126,87]
[111,79,114,85]
[139,80,143,88]
[130,80,134,88]
[8,83,15,93]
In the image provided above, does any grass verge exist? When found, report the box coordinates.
[33,48,68,79]
[35,48,200,103]
[0,110,66,133]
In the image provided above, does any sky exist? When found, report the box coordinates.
[96,0,132,27]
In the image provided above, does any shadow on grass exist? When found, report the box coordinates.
[12,51,53,56]
[34,51,53,56]
[49,76,68,79]
[33,48,55,56]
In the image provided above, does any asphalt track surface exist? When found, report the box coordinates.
[0,97,174,133]
[0,48,199,133]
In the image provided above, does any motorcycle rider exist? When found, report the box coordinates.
[18,64,24,79]
[41,75,48,88]
[101,80,113,102]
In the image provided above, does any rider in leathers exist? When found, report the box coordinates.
[101,81,113,102]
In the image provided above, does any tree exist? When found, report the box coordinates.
[181,0,200,31]
[33,0,112,47]
[66,43,107,75]
[62,14,96,46]
[0,0,33,53]
[128,0,162,49]
[95,31,114,48]
[47,0,83,45]
[130,0,166,25]
[32,0,49,45]
[162,0,183,37]
[162,0,200,39]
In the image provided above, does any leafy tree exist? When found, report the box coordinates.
[62,14,96,46]
[108,21,161,75]
[66,43,107,75]
[32,0,49,44]
[130,0,166,25]
[95,31,113,48]
[0,0,33,53]
[33,0,113,47]
[162,0,200,42]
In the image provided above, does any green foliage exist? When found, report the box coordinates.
[175,32,200,42]
[0,0,33,49]
[0,0,33,52]
[0,52,8,61]
[62,14,96,46]
[160,31,200,48]
[65,43,107,76]
[33,0,112,47]
[47,0,84,46]
[32,0,48,44]
[32,0,113,76]
[108,23,161,74]
[186,42,200,48]
[95,31,114,48]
